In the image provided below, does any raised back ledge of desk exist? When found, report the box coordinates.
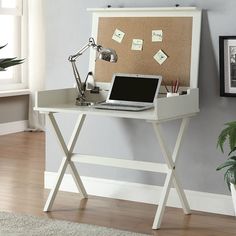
[155,88,199,120]
[34,87,199,122]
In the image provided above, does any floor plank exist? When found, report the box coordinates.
[0,132,235,235]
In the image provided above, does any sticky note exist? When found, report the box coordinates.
[152,30,163,42]
[112,29,125,43]
[131,39,143,51]
[153,50,168,65]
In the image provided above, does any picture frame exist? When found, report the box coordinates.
[219,36,236,97]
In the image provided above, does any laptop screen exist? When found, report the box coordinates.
[108,74,161,103]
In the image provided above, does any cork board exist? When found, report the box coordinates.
[94,17,193,87]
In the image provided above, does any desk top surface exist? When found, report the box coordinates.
[35,102,159,121]
[34,87,198,122]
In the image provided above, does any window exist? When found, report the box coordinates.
[0,0,27,91]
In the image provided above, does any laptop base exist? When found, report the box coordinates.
[93,103,154,111]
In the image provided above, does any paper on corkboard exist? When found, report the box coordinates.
[94,17,192,87]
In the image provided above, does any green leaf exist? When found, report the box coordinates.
[222,164,236,192]
[0,44,24,70]
[224,169,231,191]
[217,121,236,153]
[229,127,236,151]
[229,156,236,161]
[230,167,236,185]
[0,57,17,63]
[216,159,236,170]
[226,166,236,185]
[225,121,236,126]
[228,147,236,156]
[0,44,7,50]
[217,126,231,152]
[1,60,23,68]
[0,59,7,63]
[217,122,236,191]
[0,58,24,69]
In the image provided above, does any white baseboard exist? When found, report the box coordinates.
[45,171,235,216]
[0,120,28,135]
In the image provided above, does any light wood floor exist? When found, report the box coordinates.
[0,132,235,235]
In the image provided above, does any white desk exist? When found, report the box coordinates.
[35,87,199,229]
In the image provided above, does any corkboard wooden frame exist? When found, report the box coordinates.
[87,7,202,89]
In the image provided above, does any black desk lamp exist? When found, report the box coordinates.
[68,37,118,105]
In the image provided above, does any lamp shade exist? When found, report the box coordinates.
[97,48,118,63]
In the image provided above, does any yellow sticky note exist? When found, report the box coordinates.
[112,29,125,43]
[153,50,168,65]
[152,30,163,42]
[131,39,143,51]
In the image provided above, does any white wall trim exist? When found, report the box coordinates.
[0,89,30,98]
[45,171,235,217]
[0,120,28,135]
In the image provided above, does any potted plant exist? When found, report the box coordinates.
[0,44,24,71]
[217,121,236,215]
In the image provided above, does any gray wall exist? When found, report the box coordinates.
[44,0,236,196]
[0,95,29,123]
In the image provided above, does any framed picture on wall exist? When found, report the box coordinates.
[219,36,236,96]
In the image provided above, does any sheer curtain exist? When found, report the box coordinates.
[28,0,45,130]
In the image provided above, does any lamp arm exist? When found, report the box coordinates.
[71,60,84,99]
[68,37,97,61]
[68,38,98,100]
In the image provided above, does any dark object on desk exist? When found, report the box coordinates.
[90,86,100,94]
[180,91,187,95]
[93,73,162,111]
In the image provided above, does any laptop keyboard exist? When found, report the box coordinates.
[99,103,144,108]
[93,102,153,111]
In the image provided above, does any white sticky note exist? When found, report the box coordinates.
[153,50,168,65]
[152,30,163,42]
[131,39,143,51]
[112,29,125,43]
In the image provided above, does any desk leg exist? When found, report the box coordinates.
[171,117,191,214]
[44,157,69,211]
[172,171,191,214]
[68,161,88,198]
[152,170,173,229]
[67,114,88,198]
[152,117,191,229]
[44,113,87,212]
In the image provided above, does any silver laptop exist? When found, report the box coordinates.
[93,73,162,111]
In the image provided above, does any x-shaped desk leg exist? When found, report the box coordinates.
[152,117,191,229]
[43,112,191,229]
[44,112,88,212]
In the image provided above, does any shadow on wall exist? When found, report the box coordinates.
[198,10,219,106]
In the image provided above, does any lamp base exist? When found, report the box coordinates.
[75,100,95,106]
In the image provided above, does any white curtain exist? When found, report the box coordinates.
[28,0,45,130]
